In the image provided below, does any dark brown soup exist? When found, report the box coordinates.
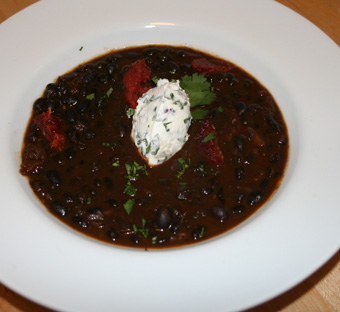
[20,45,288,248]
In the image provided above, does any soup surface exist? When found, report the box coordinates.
[20,45,288,248]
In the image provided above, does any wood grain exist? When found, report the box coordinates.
[1,0,339,311]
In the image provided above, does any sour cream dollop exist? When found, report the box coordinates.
[131,79,192,166]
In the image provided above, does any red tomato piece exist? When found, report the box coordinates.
[123,59,152,109]
[33,107,65,151]
[195,120,224,166]
[192,58,235,75]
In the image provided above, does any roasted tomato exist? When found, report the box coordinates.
[192,58,235,75]
[33,107,65,151]
[195,120,224,166]
[123,59,152,109]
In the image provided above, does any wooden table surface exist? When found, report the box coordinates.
[1,0,339,311]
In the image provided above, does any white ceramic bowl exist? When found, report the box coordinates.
[1,0,340,311]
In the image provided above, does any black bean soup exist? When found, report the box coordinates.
[20,45,289,249]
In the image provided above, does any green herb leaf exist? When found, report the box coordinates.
[180,73,216,108]
[124,181,137,196]
[105,87,113,99]
[123,198,135,215]
[126,108,135,118]
[176,158,190,179]
[191,109,209,120]
[86,93,95,100]
[112,160,120,167]
[201,132,215,143]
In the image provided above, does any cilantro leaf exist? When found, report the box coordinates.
[180,73,216,108]
[201,132,215,143]
[124,198,135,215]
[191,108,209,120]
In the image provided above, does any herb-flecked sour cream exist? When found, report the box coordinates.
[131,79,192,166]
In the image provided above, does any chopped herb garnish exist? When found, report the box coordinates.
[123,198,135,215]
[133,218,149,238]
[126,108,135,118]
[179,182,188,186]
[79,46,83,51]
[86,93,95,100]
[180,73,216,108]
[218,106,224,113]
[200,226,206,238]
[176,158,190,179]
[163,121,172,132]
[112,160,120,167]
[201,132,215,143]
[151,236,157,245]
[152,76,159,85]
[104,87,113,99]
[191,109,209,120]
[102,142,110,147]
[124,181,137,196]
[86,197,92,204]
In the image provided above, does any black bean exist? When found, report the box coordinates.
[270,152,280,163]
[232,205,246,214]
[77,191,88,205]
[106,54,122,63]
[33,98,47,113]
[126,52,140,59]
[83,70,97,85]
[47,170,61,186]
[97,73,107,84]
[210,205,228,221]
[104,177,114,189]
[94,178,101,187]
[235,102,246,115]
[217,187,225,204]
[166,61,179,74]
[235,167,246,180]
[266,116,281,133]
[51,200,66,216]
[84,129,96,140]
[233,90,242,98]
[249,191,263,206]
[63,193,74,204]
[108,199,118,208]
[192,226,205,240]
[234,136,246,151]
[177,186,192,200]
[201,187,213,195]
[155,206,173,229]
[62,96,78,107]
[130,235,140,244]
[77,99,91,114]
[248,103,262,113]
[46,98,60,111]
[106,228,119,241]
[179,63,191,74]
[171,221,181,234]
[44,83,58,97]
[107,64,117,75]
[235,192,245,204]
[67,129,79,143]
[63,109,77,124]
[65,147,74,159]
[71,215,88,228]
